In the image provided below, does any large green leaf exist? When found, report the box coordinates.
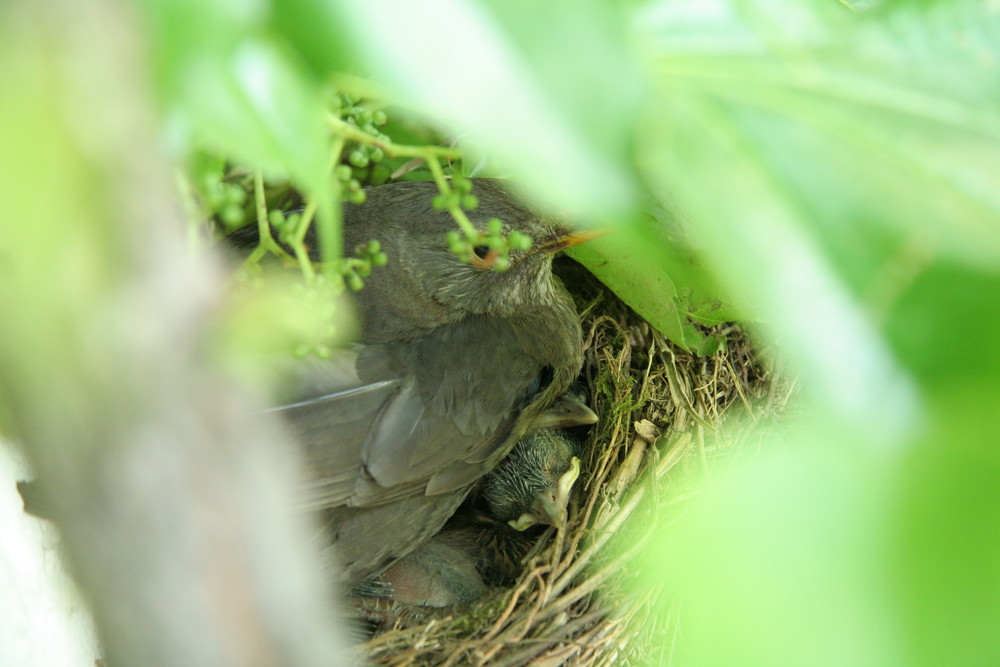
[141,0,330,195]
[262,0,641,217]
[634,2,1000,664]
[568,216,747,352]
[635,0,999,433]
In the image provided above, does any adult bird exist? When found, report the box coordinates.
[250,179,592,585]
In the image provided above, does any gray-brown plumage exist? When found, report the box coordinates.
[251,180,587,585]
[353,424,588,630]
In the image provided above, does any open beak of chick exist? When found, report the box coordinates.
[507,456,581,531]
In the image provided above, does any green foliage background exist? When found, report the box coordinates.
[3,0,999,664]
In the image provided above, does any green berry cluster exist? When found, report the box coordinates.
[432,175,480,212]
[434,176,533,271]
[190,153,249,230]
[288,277,340,360]
[445,219,533,273]
[267,208,303,248]
[341,239,388,292]
[332,92,392,198]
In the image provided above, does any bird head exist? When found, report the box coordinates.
[480,428,582,531]
[366,179,599,318]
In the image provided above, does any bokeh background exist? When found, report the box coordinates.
[1,0,997,665]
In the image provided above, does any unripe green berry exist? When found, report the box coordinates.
[206,189,225,209]
[335,164,353,181]
[370,165,390,185]
[349,150,369,168]
[509,231,533,250]
[221,204,243,226]
[225,186,247,205]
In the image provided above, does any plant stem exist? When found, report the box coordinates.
[326,114,461,160]
[426,155,479,239]
[243,171,294,271]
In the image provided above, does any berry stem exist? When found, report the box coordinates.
[426,155,479,240]
[326,114,461,160]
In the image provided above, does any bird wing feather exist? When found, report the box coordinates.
[276,316,544,510]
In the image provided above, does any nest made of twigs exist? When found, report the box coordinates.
[356,260,794,666]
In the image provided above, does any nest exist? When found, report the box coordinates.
[355,260,794,665]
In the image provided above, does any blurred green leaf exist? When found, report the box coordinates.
[633,4,1000,664]
[477,0,640,165]
[270,0,641,217]
[268,0,361,77]
[885,262,1000,384]
[647,425,905,667]
[889,388,1000,667]
[632,0,1000,439]
[143,0,330,195]
[639,0,1000,266]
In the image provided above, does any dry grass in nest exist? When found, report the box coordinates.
[356,263,795,666]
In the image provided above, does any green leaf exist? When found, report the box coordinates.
[633,0,1000,439]
[568,216,746,351]
[181,40,328,190]
[143,0,330,196]
[277,0,641,217]
[568,231,688,350]
[644,426,906,666]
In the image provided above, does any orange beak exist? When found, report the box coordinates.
[538,228,610,254]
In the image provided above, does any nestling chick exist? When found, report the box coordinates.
[357,529,486,607]
[479,428,582,532]
[352,400,594,628]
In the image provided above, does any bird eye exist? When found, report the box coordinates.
[473,245,490,260]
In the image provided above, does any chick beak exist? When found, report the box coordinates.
[506,456,582,531]
[532,397,599,429]
[538,228,609,255]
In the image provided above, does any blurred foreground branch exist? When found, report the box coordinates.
[0,1,348,664]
